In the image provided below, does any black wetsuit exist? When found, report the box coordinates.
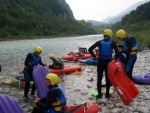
[24,52,45,97]
[88,38,119,98]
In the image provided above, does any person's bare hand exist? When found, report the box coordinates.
[33,98,40,104]
[33,66,38,69]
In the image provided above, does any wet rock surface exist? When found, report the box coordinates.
[0,50,149,113]
[0,36,150,113]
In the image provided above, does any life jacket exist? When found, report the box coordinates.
[44,86,66,113]
[53,58,64,69]
[23,53,40,82]
[29,52,40,68]
[99,39,113,60]
[123,36,138,55]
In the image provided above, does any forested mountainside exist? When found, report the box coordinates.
[102,0,149,24]
[0,0,98,40]
[113,1,150,50]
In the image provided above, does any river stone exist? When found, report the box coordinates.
[145,101,150,111]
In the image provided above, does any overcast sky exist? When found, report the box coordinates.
[65,0,147,21]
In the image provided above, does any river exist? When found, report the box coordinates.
[0,34,102,78]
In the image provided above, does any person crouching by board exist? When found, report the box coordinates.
[32,73,66,113]
[88,29,119,99]
[49,54,64,69]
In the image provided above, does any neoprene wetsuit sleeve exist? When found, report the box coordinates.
[88,41,100,58]
[112,41,119,60]
[39,56,46,66]
[24,53,33,68]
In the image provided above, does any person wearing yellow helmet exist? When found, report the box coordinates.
[22,46,46,102]
[88,29,119,99]
[49,54,64,69]
[32,73,66,113]
[74,45,87,56]
[116,29,139,81]
[34,46,43,54]
[103,29,113,38]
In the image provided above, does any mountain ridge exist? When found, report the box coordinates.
[0,0,98,39]
[102,0,150,24]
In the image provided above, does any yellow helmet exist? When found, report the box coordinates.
[49,54,55,59]
[77,45,81,50]
[34,46,42,53]
[116,29,126,38]
[103,29,113,38]
[45,73,59,85]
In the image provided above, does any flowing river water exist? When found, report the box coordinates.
[0,34,102,77]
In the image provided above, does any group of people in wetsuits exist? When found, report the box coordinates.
[89,29,138,99]
[22,29,138,113]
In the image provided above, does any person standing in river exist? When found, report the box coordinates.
[88,29,119,99]
[116,29,138,81]
[23,46,46,102]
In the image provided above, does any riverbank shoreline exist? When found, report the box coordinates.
[0,49,150,113]
[0,34,100,42]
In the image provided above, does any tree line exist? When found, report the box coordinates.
[0,0,99,40]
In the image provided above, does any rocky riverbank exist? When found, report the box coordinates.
[0,49,150,113]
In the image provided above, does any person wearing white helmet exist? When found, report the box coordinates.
[49,54,64,69]
[32,73,66,113]
[88,29,119,99]
[23,46,46,102]
[116,29,138,81]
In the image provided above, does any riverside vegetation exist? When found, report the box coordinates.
[112,1,150,51]
[0,0,99,40]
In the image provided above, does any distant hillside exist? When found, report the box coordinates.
[102,0,150,24]
[86,20,105,26]
[86,20,113,33]
[0,0,98,40]
[113,1,150,50]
